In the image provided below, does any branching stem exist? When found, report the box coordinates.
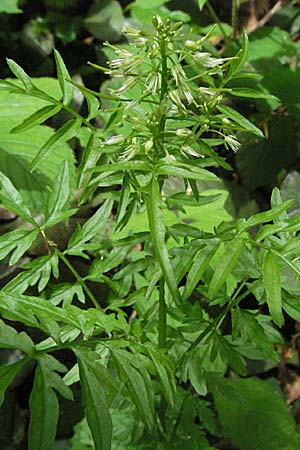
[57,250,101,309]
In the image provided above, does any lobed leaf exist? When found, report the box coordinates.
[0,171,38,226]
[76,349,112,450]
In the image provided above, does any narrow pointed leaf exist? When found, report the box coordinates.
[184,244,219,300]
[156,164,217,181]
[10,104,62,134]
[116,174,131,226]
[0,171,38,226]
[263,250,284,327]
[31,117,82,170]
[209,239,244,298]
[67,199,113,253]
[54,49,74,106]
[77,132,100,188]
[245,200,293,230]
[6,59,57,102]
[7,58,34,90]
[227,29,249,80]
[217,104,264,137]
[46,160,70,220]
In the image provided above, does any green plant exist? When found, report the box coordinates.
[0,15,300,450]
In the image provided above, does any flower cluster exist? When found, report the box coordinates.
[99,16,245,165]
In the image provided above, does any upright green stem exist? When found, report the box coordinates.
[58,250,101,310]
[158,279,167,348]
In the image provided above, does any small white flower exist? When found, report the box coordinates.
[185,40,198,50]
[176,128,192,137]
[181,145,202,158]
[144,139,153,152]
[122,27,141,38]
[198,86,215,96]
[146,72,161,93]
[169,90,186,110]
[179,82,193,104]
[119,137,139,161]
[171,64,186,86]
[224,135,241,152]
[104,135,125,146]
[194,52,224,68]
[162,153,176,163]
[115,77,137,94]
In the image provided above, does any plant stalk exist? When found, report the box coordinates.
[58,250,101,309]
[158,278,167,348]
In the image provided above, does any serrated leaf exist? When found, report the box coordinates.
[3,253,59,294]
[113,256,154,281]
[146,344,176,406]
[87,246,129,280]
[77,132,101,189]
[111,348,154,431]
[45,160,70,221]
[40,354,74,401]
[213,377,299,450]
[183,244,219,300]
[208,239,244,298]
[263,250,284,327]
[0,319,34,353]
[31,117,81,170]
[187,354,207,396]
[0,360,26,407]
[0,171,38,226]
[10,104,62,134]
[217,104,264,137]
[49,283,85,306]
[67,199,113,254]
[0,228,38,265]
[235,309,278,360]
[76,349,112,450]
[28,361,59,450]
[54,49,74,106]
